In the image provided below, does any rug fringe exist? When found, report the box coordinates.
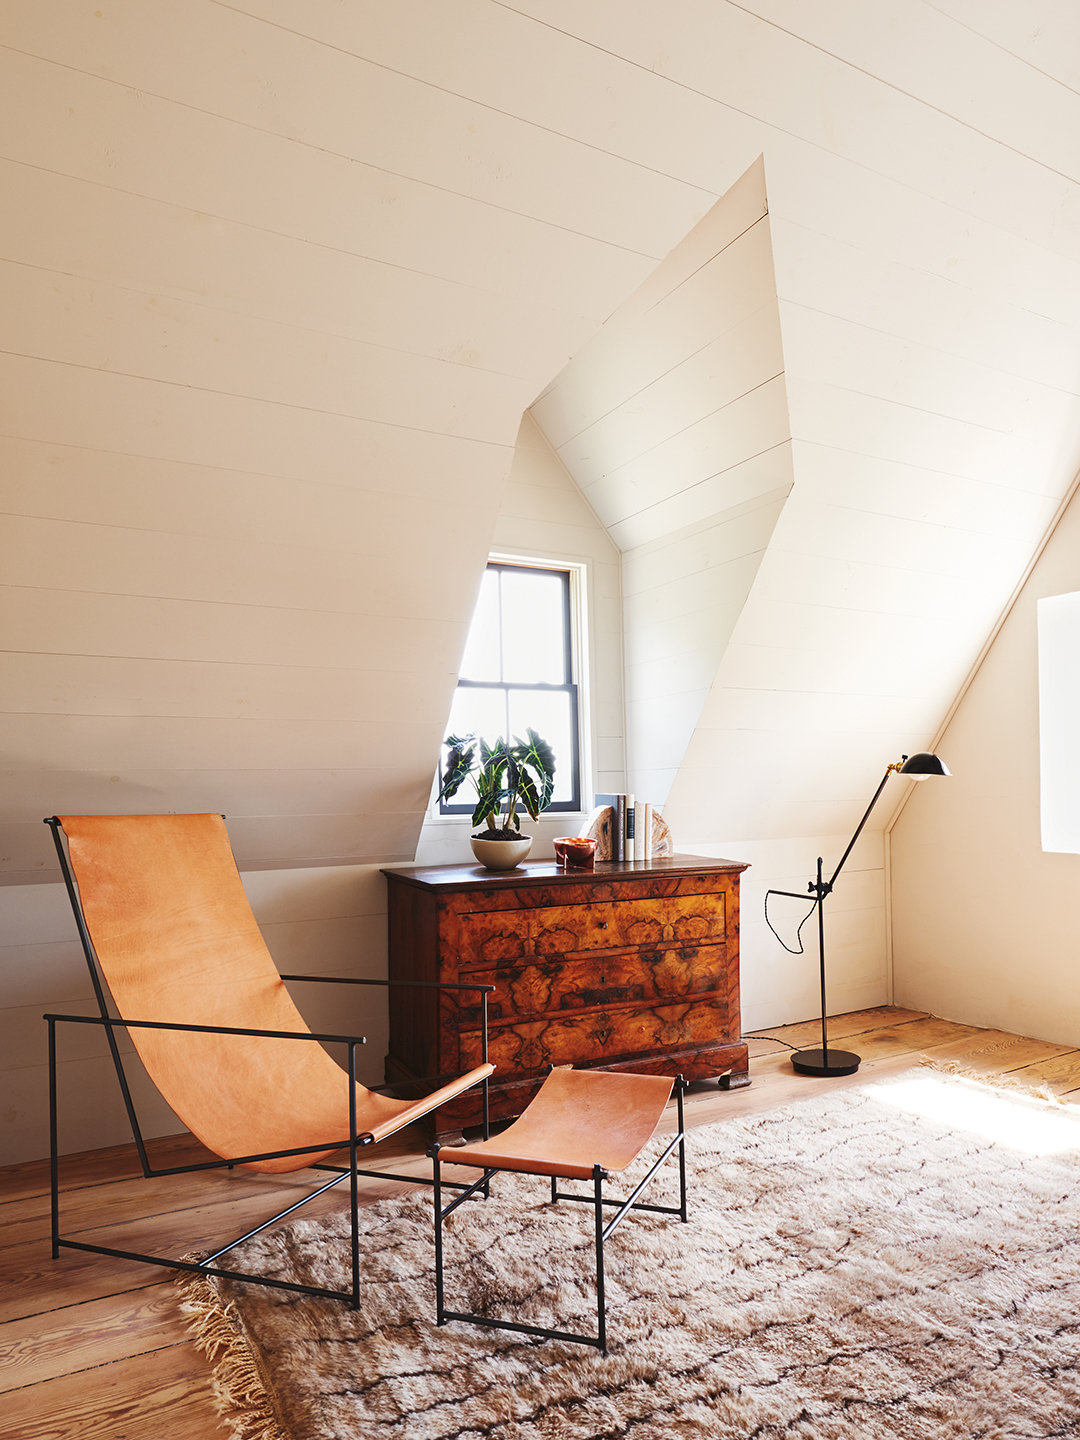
[175,1257,289,1440]
[917,1055,1070,1107]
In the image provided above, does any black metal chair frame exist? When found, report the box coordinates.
[43,816,493,1309]
[429,1076,688,1354]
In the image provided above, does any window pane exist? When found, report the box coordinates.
[445,686,509,751]
[440,562,582,817]
[508,689,575,806]
[459,569,501,682]
[501,569,566,684]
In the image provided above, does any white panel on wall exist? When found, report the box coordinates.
[531,157,792,812]
[891,479,1080,1050]
[414,412,624,867]
[690,832,888,1032]
[2,0,711,887]
[1037,591,1080,853]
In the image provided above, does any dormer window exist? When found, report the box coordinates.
[440,561,582,815]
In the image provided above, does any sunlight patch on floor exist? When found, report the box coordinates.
[872,1074,1080,1156]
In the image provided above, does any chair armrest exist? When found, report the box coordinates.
[279,974,495,993]
[364,1070,483,1097]
[367,1063,496,1144]
[42,1012,368,1047]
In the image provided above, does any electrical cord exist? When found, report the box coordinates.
[763,887,818,956]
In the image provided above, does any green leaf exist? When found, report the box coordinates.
[438,737,475,802]
[446,727,555,828]
[472,788,508,829]
[511,728,556,813]
[516,767,541,822]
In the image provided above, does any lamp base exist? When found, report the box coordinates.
[790,1047,861,1077]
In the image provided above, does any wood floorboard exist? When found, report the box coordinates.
[744,1035,788,1059]
[0,1130,434,1256]
[832,1016,981,1062]
[745,1005,931,1048]
[0,1254,162,1328]
[3,1181,338,1261]
[1000,1049,1080,1095]
[3,1341,228,1440]
[41,1178,405,1264]
[1,1124,428,1208]
[4,1005,1077,1439]
[919,1028,1076,1073]
[0,1133,220,1205]
[666,1048,943,1130]
[0,1286,194,1394]
[0,1169,315,1251]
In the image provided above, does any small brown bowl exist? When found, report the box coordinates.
[553,836,598,870]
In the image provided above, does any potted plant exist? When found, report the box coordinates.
[439,729,556,870]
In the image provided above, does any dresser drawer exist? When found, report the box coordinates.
[595,894,726,949]
[460,998,733,1074]
[446,892,726,968]
[459,944,729,1023]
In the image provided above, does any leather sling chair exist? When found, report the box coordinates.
[43,813,495,1309]
[430,1065,688,1354]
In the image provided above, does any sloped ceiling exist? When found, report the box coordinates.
[524,0,1080,848]
[3,1,1080,877]
[530,157,794,805]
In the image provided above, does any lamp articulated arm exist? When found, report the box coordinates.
[766,759,899,910]
[822,750,952,893]
[821,766,896,893]
[762,750,950,1079]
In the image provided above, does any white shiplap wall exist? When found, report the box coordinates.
[414,411,625,866]
[5,0,1080,1151]
[530,158,793,811]
[890,475,1080,1049]
[0,0,714,883]
[0,0,687,1162]
[0,412,625,1164]
[517,0,1080,1026]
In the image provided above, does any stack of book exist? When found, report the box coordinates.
[595,793,653,863]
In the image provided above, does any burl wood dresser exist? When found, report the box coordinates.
[382,853,749,1140]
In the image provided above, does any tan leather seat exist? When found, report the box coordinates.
[447,1067,675,1180]
[430,1064,688,1352]
[59,813,493,1173]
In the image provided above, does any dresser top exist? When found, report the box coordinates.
[381,852,749,894]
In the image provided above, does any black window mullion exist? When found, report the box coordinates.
[561,567,572,685]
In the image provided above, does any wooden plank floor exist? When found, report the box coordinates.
[4,1006,1080,1439]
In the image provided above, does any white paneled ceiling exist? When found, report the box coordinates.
[531,157,795,804]
[514,0,1080,845]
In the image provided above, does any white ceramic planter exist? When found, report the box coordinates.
[470,835,533,870]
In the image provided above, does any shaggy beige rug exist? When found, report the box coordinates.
[179,1070,1080,1439]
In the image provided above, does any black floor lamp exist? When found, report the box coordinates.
[765,751,951,1078]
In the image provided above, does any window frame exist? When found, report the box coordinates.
[437,556,588,820]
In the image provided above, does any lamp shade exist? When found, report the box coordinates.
[899,751,951,778]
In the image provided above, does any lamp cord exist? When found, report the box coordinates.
[763,888,818,956]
